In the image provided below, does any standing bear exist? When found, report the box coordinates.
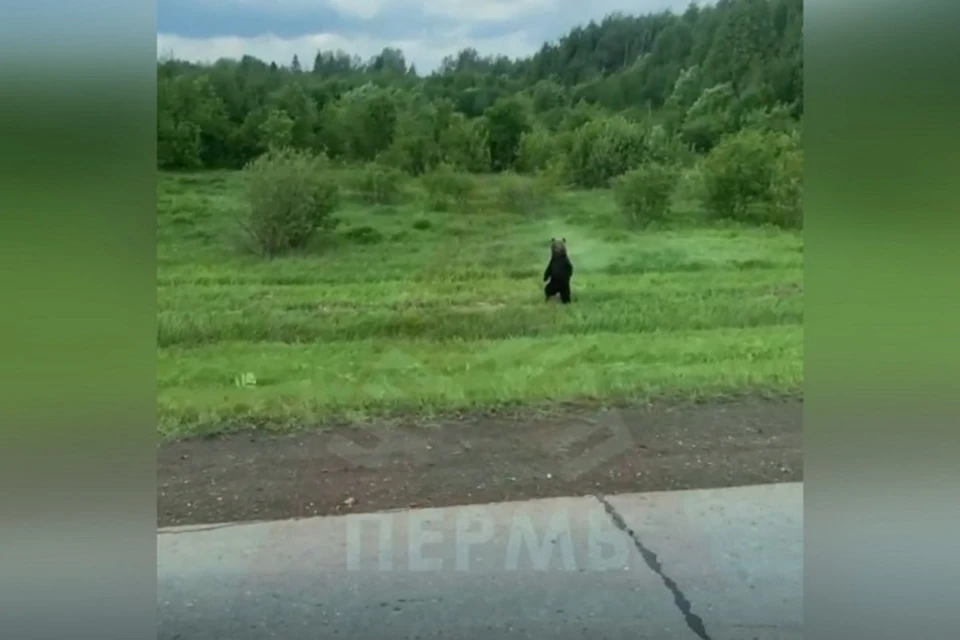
[543,237,574,304]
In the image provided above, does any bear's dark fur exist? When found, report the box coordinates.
[543,237,573,304]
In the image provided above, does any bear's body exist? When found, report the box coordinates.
[543,238,573,304]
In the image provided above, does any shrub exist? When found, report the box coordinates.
[515,127,555,174]
[700,129,776,223]
[258,108,295,151]
[355,162,407,205]
[613,162,679,226]
[439,113,490,173]
[564,115,648,188]
[644,124,688,165]
[678,83,736,153]
[240,147,340,257]
[700,128,802,228]
[421,163,475,211]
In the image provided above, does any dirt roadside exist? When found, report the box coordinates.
[158,396,802,528]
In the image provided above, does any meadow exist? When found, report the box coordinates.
[157,169,803,440]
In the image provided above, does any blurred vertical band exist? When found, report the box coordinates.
[806,0,960,638]
[0,2,157,640]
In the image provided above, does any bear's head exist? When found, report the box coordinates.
[550,237,567,256]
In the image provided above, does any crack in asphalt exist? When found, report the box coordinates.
[158,521,259,535]
[595,495,713,640]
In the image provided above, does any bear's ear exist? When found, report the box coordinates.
[562,237,566,243]
[550,237,555,243]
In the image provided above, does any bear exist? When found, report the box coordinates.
[543,237,574,304]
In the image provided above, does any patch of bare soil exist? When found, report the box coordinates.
[158,396,802,527]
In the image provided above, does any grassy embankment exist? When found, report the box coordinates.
[157,170,803,439]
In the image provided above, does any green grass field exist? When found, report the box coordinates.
[157,169,803,439]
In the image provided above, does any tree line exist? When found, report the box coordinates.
[158,0,802,181]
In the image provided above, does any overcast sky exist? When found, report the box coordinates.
[158,0,704,73]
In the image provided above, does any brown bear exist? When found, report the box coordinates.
[543,237,574,304]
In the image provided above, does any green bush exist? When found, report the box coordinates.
[678,83,736,153]
[240,147,340,257]
[564,115,648,188]
[355,162,407,205]
[613,163,679,226]
[439,113,490,173]
[700,128,802,228]
[515,127,555,174]
[644,124,689,165]
[258,108,295,151]
[421,163,475,211]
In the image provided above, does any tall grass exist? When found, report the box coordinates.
[157,168,803,439]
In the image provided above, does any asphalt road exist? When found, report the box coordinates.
[158,483,802,640]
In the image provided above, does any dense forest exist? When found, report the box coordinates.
[157,0,802,178]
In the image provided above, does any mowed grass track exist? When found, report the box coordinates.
[157,170,803,439]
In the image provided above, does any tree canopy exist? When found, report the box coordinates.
[157,0,802,175]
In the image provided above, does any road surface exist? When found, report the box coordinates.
[158,482,802,639]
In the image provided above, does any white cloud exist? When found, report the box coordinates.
[317,0,392,20]
[157,29,540,73]
[159,0,708,71]
[415,0,554,23]
[191,0,695,23]
[193,0,553,22]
